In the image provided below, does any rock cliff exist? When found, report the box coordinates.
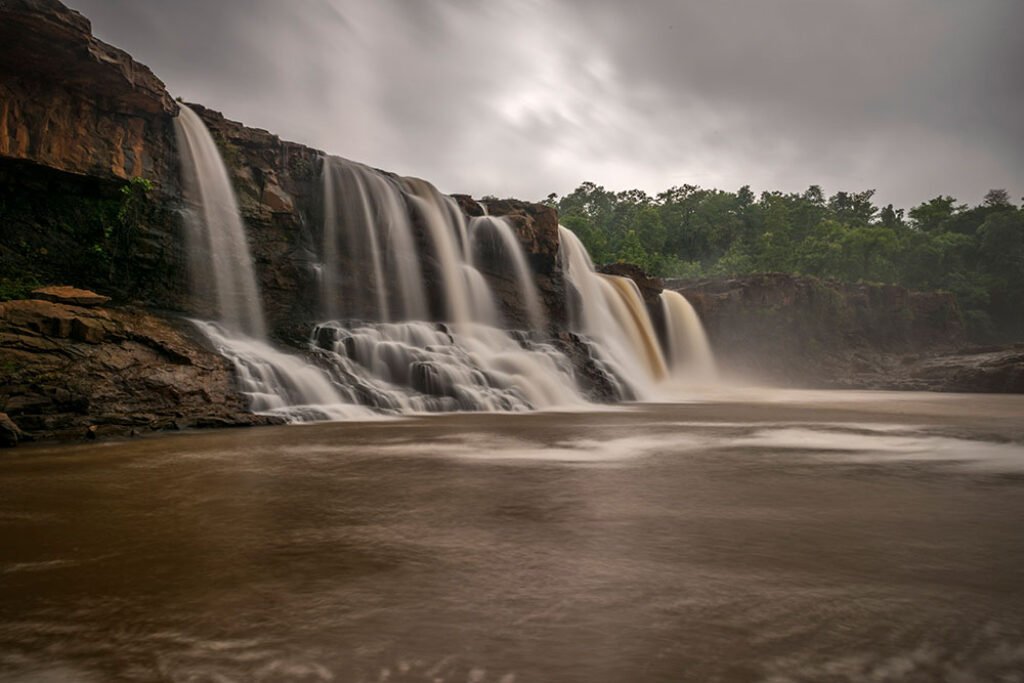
[0,0,593,444]
[667,273,1024,391]
[0,0,177,183]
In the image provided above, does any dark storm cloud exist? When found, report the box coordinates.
[66,0,1023,208]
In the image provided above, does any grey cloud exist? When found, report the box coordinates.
[66,0,1023,208]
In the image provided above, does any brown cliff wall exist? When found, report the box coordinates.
[0,0,177,185]
[670,274,966,387]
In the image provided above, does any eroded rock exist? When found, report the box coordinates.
[0,299,278,443]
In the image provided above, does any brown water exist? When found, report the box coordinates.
[2,391,1024,682]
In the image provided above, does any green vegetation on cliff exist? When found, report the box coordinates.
[548,184,1024,340]
[0,162,172,305]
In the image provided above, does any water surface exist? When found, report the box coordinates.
[2,392,1023,682]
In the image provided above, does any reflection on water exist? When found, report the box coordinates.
[1,393,1023,682]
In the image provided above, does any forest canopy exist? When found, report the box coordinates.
[546,183,1024,341]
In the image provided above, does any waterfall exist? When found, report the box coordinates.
[194,321,371,421]
[462,264,502,327]
[558,226,668,397]
[176,110,367,419]
[173,105,266,337]
[660,290,717,382]
[599,274,669,382]
[305,166,592,413]
[470,216,547,331]
[175,110,717,422]
[312,321,585,412]
[321,156,427,321]
[403,178,475,324]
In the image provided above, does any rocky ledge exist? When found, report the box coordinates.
[0,293,277,445]
[876,345,1024,394]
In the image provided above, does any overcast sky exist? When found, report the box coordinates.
[68,0,1023,209]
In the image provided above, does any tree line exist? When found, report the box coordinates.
[545,183,1024,341]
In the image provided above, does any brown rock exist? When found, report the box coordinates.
[597,263,664,305]
[261,177,295,214]
[906,345,1024,393]
[0,299,276,443]
[0,412,24,447]
[31,286,111,307]
[0,0,176,181]
[0,299,113,341]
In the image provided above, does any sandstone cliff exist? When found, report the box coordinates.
[0,0,177,183]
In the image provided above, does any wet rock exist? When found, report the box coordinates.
[0,412,25,447]
[905,345,1024,393]
[551,331,635,403]
[31,286,111,307]
[0,299,271,443]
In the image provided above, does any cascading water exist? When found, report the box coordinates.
[470,216,547,331]
[176,106,716,421]
[321,157,428,321]
[176,107,366,419]
[599,274,669,382]
[174,105,266,338]
[307,166,591,413]
[558,226,670,398]
[312,321,583,412]
[660,290,717,382]
[402,177,475,324]
[194,321,371,420]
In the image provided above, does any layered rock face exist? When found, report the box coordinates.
[0,0,177,182]
[0,0,186,309]
[0,295,274,443]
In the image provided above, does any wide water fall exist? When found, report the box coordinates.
[174,108,718,420]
